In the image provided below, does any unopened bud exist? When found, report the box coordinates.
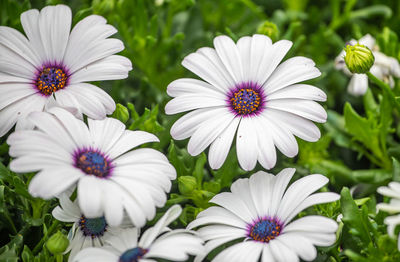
[257,21,279,42]
[178,176,197,196]
[46,231,69,255]
[344,43,374,74]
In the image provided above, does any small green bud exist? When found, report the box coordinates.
[344,43,375,74]
[46,231,69,255]
[178,176,197,196]
[257,21,279,42]
[203,181,221,194]
[112,103,130,123]
[93,0,115,14]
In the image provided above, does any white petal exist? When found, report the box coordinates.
[101,181,123,227]
[0,83,38,110]
[0,72,31,83]
[78,176,103,218]
[29,168,82,199]
[107,130,159,159]
[20,9,46,62]
[248,171,275,217]
[255,39,293,86]
[0,42,37,79]
[248,34,272,84]
[170,108,218,140]
[208,117,240,169]
[72,247,118,262]
[277,174,329,223]
[236,117,258,171]
[0,26,40,66]
[264,108,321,142]
[167,78,225,97]
[87,117,125,153]
[283,216,338,234]
[213,241,263,262]
[187,206,247,230]
[69,55,132,83]
[261,244,276,262]
[38,5,71,63]
[266,99,327,123]
[347,74,368,96]
[267,84,327,102]
[275,233,317,261]
[210,191,255,222]
[236,36,252,82]
[253,119,277,169]
[165,95,226,115]
[259,113,298,157]
[269,168,296,216]
[213,35,244,83]
[193,235,243,262]
[269,238,299,262]
[263,56,321,94]
[187,108,235,156]
[182,52,232,93]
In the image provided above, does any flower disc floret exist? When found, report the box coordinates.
[119,247,148,262]
[230,88,261,115]
[36,66,68,96]
[248,217,282,243]
[79,215,108,239]
[74,149,112,178]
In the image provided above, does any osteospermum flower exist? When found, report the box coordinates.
[52,193,133,261]
[73,205,205,262]
[7,107,176,227]
[165,34,326,171]
[377,182,400,250]
[0,4,132,137]
[188,168,340,262]
[335,34,400,95]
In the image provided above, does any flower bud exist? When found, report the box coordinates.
[112,103,130,123]
[46,231,69,255]
[178,176,197,196]
[344,43,375,74]
[257,21,279,42]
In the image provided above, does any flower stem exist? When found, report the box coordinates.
[32,220,60,255]
[366,71,400,112]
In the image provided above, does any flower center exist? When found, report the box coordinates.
[36,67,67,96]
[119,247,148,262]
[79,215,107,239]
[229,86,262,115]
[248,217,282,243]
[75,150,112,178]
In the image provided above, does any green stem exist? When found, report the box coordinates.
[56,254,63,262]
[366,71,400,112]
[32,220,60,255]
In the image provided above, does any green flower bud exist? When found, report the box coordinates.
[344,43,375,74]
[46,231,69,255]
[93,0,115,14]
[178,176,197,196]
[257,21,279,42]
[112,103,130,123]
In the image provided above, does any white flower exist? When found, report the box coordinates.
[73,205,205,262]
[188,168,340,262]
[335,34,400,95]
[376,182,400,250]
[52,193,132,261]
[165,34,326,171]
[0,4,132,137]
[7,107,176,227]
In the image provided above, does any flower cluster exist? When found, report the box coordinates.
[4,2,400,262]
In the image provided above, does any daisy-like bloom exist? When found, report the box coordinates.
[73,205,205,262]
[165,34,326,171]
[0,4,132,137]
[7,107,176,227]
[335,34,400,95]
[188,168,340,262]
[52,193,133,261]
[376,182,400,250]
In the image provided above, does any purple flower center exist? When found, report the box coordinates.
[119,247,148,262]
[227,82,265,116]
[248,217,282,243]
[36,66,67,96]
[74,149,112,178]
[79,215,107,239]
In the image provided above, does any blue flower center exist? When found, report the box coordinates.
[36,67,67,96]
[230,88,261,115]
[119,247,148,262]
[79,215,107,239]
[248,218,282,243]
[75,150,111,178]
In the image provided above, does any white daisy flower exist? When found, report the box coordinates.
[52,193,132,261]
[73,205,205,262]
[7,107,176,227]
[165,34,326,171]
[188,168,340,262]
[377,182,400,250]
[335,34,400,95]
[0,4,132,137]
